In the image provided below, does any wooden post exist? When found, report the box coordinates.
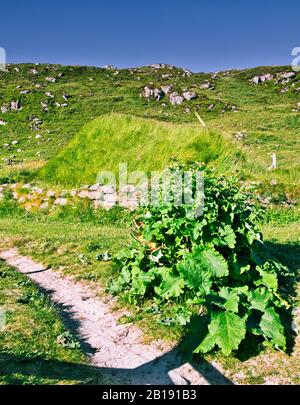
[195,111,207,128]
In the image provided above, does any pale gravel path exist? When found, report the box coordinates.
[0,248,232,385]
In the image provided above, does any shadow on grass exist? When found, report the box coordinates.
[264,240,300,354]
[0,348,233,385]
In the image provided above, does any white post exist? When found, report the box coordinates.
[271,153,277,170]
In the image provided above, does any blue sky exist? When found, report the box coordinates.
[0,0,299,72]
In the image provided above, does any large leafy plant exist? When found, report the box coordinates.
[110,164,291,356]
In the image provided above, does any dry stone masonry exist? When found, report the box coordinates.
[0,182,141,211]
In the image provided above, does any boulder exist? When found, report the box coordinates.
[1,105,9,113]
[46,190,56,198]
[153,88,164,100]
[32,187,44,195]
[88,191,104,200]
[45,77,57,83]
[77,190,90,199]
[200,82,214,90]
[234,132,247,141]
[149,63,168,69]
[89,184,101,191]
[54,198,68,206]
[169,92,184,105]
[140,86,154,99]
[161,85,172,94]
[40,202,49,210]
[182,91,198,100]
[102,185,115,194]
[278,72,296,80]
[103,193,117,203]
[251,73,273,84]
[10,100,21,111]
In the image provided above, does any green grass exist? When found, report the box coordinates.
[40,113,244,186]
[0,261,103,385]
[0,63,299,195]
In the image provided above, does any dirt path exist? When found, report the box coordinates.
[0,248,232,385]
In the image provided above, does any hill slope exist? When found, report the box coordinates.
[0,63,299,195]
[40,113,243,186]
[0,63,299,164]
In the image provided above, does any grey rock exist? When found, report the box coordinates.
[40,202,49,210]
[46,77,57,83]
[54,198,68,206]
[102,185,115,194]
[32,187,44,194]
[169,92,184,105]
[153,88,165,100]
[89,184,101,191]
[10,100,21,111]
[149,63,168,69]
[1,105,9,113]
[200,82,214,90]
[46,190,56,198]
[77,190,90,199]
[251,73,273,84]
[88,191,104,200]
[278,71,296,80]
[141,85,154,99]
[234,132,247,141]
[161,85,172,94]
[104,193,117,203]
[183,91,197,100]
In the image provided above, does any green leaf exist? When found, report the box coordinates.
[154,272,185,300]
[255,266,278,290]
[218,287,240,313]
[200,248,229,278]
[248,287,272,312]
[181,246,229,278]
[259,307,286,350]
[218,225,236,249]
[131,270,156,296]
[208,311,246,356]
[194,331,217,354]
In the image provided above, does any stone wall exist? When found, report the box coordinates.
[0,183,140,211]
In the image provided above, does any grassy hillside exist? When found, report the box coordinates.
[40,114,244,186]
[0,62,299,195]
